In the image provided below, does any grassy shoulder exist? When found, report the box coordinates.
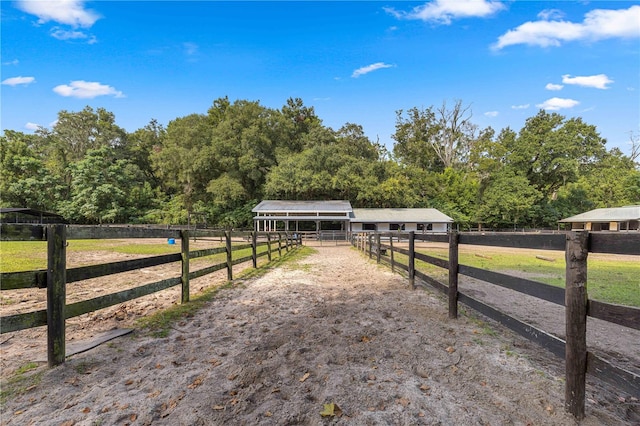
[0,362,44,407]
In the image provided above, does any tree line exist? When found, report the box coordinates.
[1,97,638,229]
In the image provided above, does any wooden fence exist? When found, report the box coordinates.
[352,231,640,419]
[0,224,301,368]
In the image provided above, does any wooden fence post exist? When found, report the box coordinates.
[448,230,459,319]
[368,233,373,259]
[389,234,395,273]
[47,224,66,367]
[408,231,415,290]
[376,233,381,263]
[251,231,257,268]
[181,230,190,303]
[267,233,272,262]
[277,233,282,257]
[565,231,589,420]
[285,232,290,252]
[225,231,233,281]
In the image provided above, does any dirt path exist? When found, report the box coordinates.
[1,245,637,425]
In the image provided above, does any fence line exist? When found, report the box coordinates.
[352,230,640,420]
[0,225,301,367]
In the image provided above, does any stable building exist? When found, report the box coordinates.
[559,205,640,231]
[252,201,453,234]
[350,208,453,233]
[0,208,67,224]
[252,200,352,232]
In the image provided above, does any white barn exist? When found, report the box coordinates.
[350,208,453,233]
[252,201,453,234]
[559,205,640,231]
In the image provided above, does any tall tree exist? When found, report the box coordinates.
[61,146,145,224]
[151,113,216,215]
[504,110,607,198]
[0,132,61,210]
[393,100,478,171]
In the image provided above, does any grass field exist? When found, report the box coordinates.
[408,244,640,307]
[1,240,638,307]
[0,238,274,272]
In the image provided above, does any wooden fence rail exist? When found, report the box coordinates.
[352,231,640,419]
[0,225,301,367]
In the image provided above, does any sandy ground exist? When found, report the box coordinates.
[1,242,638,425]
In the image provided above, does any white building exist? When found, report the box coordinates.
[350,208,453,233]
[559,205,640,231]
[252,201,453,233]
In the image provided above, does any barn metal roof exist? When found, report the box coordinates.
[252,200,352,213]
[351,208,454,223]
[559,205,640,223]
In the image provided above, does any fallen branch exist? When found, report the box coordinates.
[535,255,556,262]
[475,253,492,260]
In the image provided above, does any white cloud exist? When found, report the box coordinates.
[493,5,640,49]
[536,97,580,110]
[25,122,40,131]
[484,111,499,117]
[53,80,125,99]
[3,59,19,66]
[545,83,564,91]
[16,0,101,28]
[511,104,530,110]
[386,0,505,24]
[352,62,394,78]
[50,27,96,44]
[183,42,198,56]
[537,9,564,21]
[2,76,35,86]
[562,74,613,89]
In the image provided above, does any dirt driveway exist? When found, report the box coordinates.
[1,244,637,425]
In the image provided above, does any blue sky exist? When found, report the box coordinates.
[2,1,639,156]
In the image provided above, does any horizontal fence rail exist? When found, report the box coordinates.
[1,225,302,367]
[352,230,640,419]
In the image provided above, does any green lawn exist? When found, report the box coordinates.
[0,240,182,272]
[0,239,283,272]
[408,245,639,307]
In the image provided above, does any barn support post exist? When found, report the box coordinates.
[267,233,272,262]
[376,233,381,263]
[225,231,233,281]
[180,230,190,303]
[389,233,395,273]
[47,224,66,367]
[251,231,257,268]
[565,231,589,420]
[408,231,415,290]
[448,230,459,319]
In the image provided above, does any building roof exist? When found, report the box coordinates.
[252,200,352,213]
[351,208,454,223]
[559,205,640,223]
[0,208,68,224]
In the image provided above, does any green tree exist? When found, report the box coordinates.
[393,100,478,172]
[0,132,62,210]
[151,113,217,215]
[504,110,607,198]
[477,168,541,229]
[125,119,165,185]
[61,146,143,223]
